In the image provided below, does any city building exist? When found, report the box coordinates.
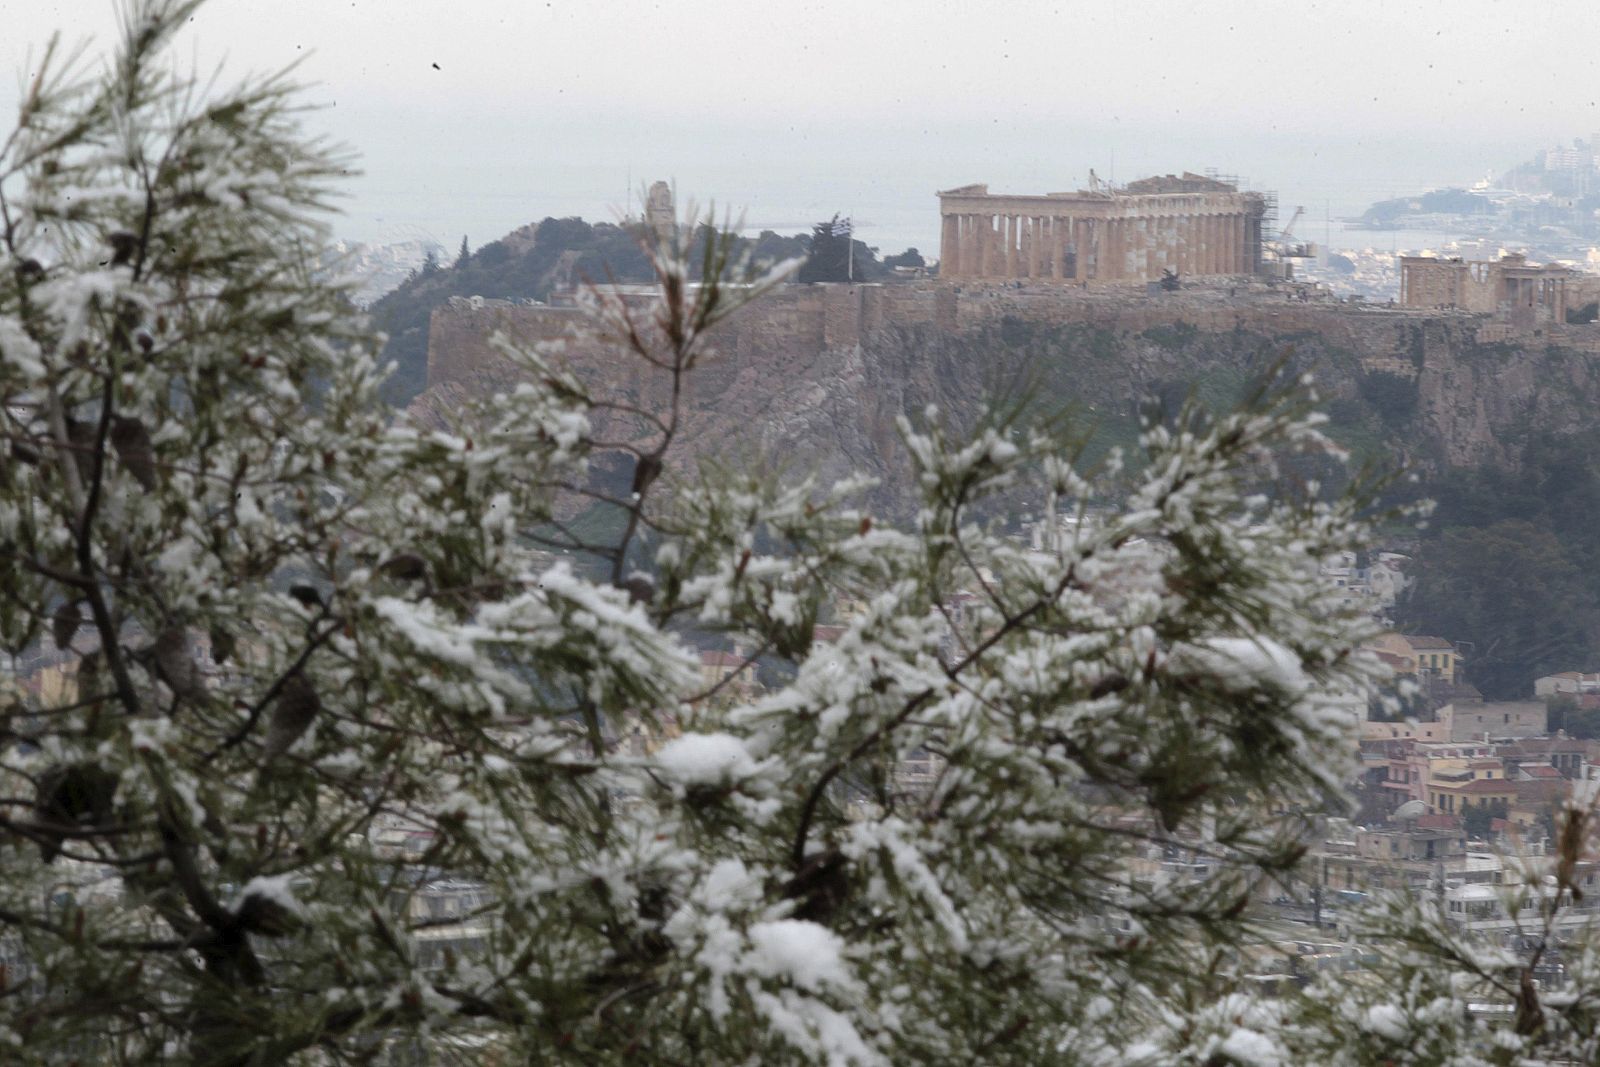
[1439,701,1549,743]
[1365,632,1462,685]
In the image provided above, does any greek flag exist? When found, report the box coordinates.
[830,218,852,237]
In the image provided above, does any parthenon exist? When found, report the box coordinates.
[938,172,1267,284]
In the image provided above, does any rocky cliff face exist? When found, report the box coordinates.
[409,283,1600,516]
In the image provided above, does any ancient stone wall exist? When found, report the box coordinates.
[425,297,584,386]
[426,283,1478,395]
[416,278,1600,513]
[427,284,961,392]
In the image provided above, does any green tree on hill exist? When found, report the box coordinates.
[799,214,880,282]
[1403,519,1596,698]
[883,247,926,270]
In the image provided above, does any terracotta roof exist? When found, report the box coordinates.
[1404,635,1455,651]
[1521,765,1563,779]
[1514,779,1565,804]
[1415,814,1461,830]
[811,625,846,645]
[1436,778,1516,795]
[699,650,747,668]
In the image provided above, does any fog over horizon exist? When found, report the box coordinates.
[4,0,1596,253]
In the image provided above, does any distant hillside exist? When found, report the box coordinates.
[369,218,662,405]
[368,216,936,406]
[1357,187,1492,227]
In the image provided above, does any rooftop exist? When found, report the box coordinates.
[1437,779,1519,795]
[1403,635,1455,651]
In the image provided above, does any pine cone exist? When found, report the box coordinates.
[109,415,157,490]
[33,764,119,863]
[51,599,81,652]
[153,625,204,703]
[262,673,320,762]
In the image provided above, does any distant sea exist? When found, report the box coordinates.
[1314,220,1480,256]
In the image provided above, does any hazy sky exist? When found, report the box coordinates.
[4,1,1598,253]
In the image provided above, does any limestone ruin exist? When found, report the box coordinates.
[937,172,1266,284]
[1398,252,1581,327]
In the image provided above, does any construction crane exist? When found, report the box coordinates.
[1261,204,1317,279]
[1273,206,1316,260]
[1280,206,1303,240]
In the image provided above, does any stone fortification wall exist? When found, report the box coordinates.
[426,282,1454,394]
[426,285,951,392]
[425,298,585,386]
[419,280,1600,498]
